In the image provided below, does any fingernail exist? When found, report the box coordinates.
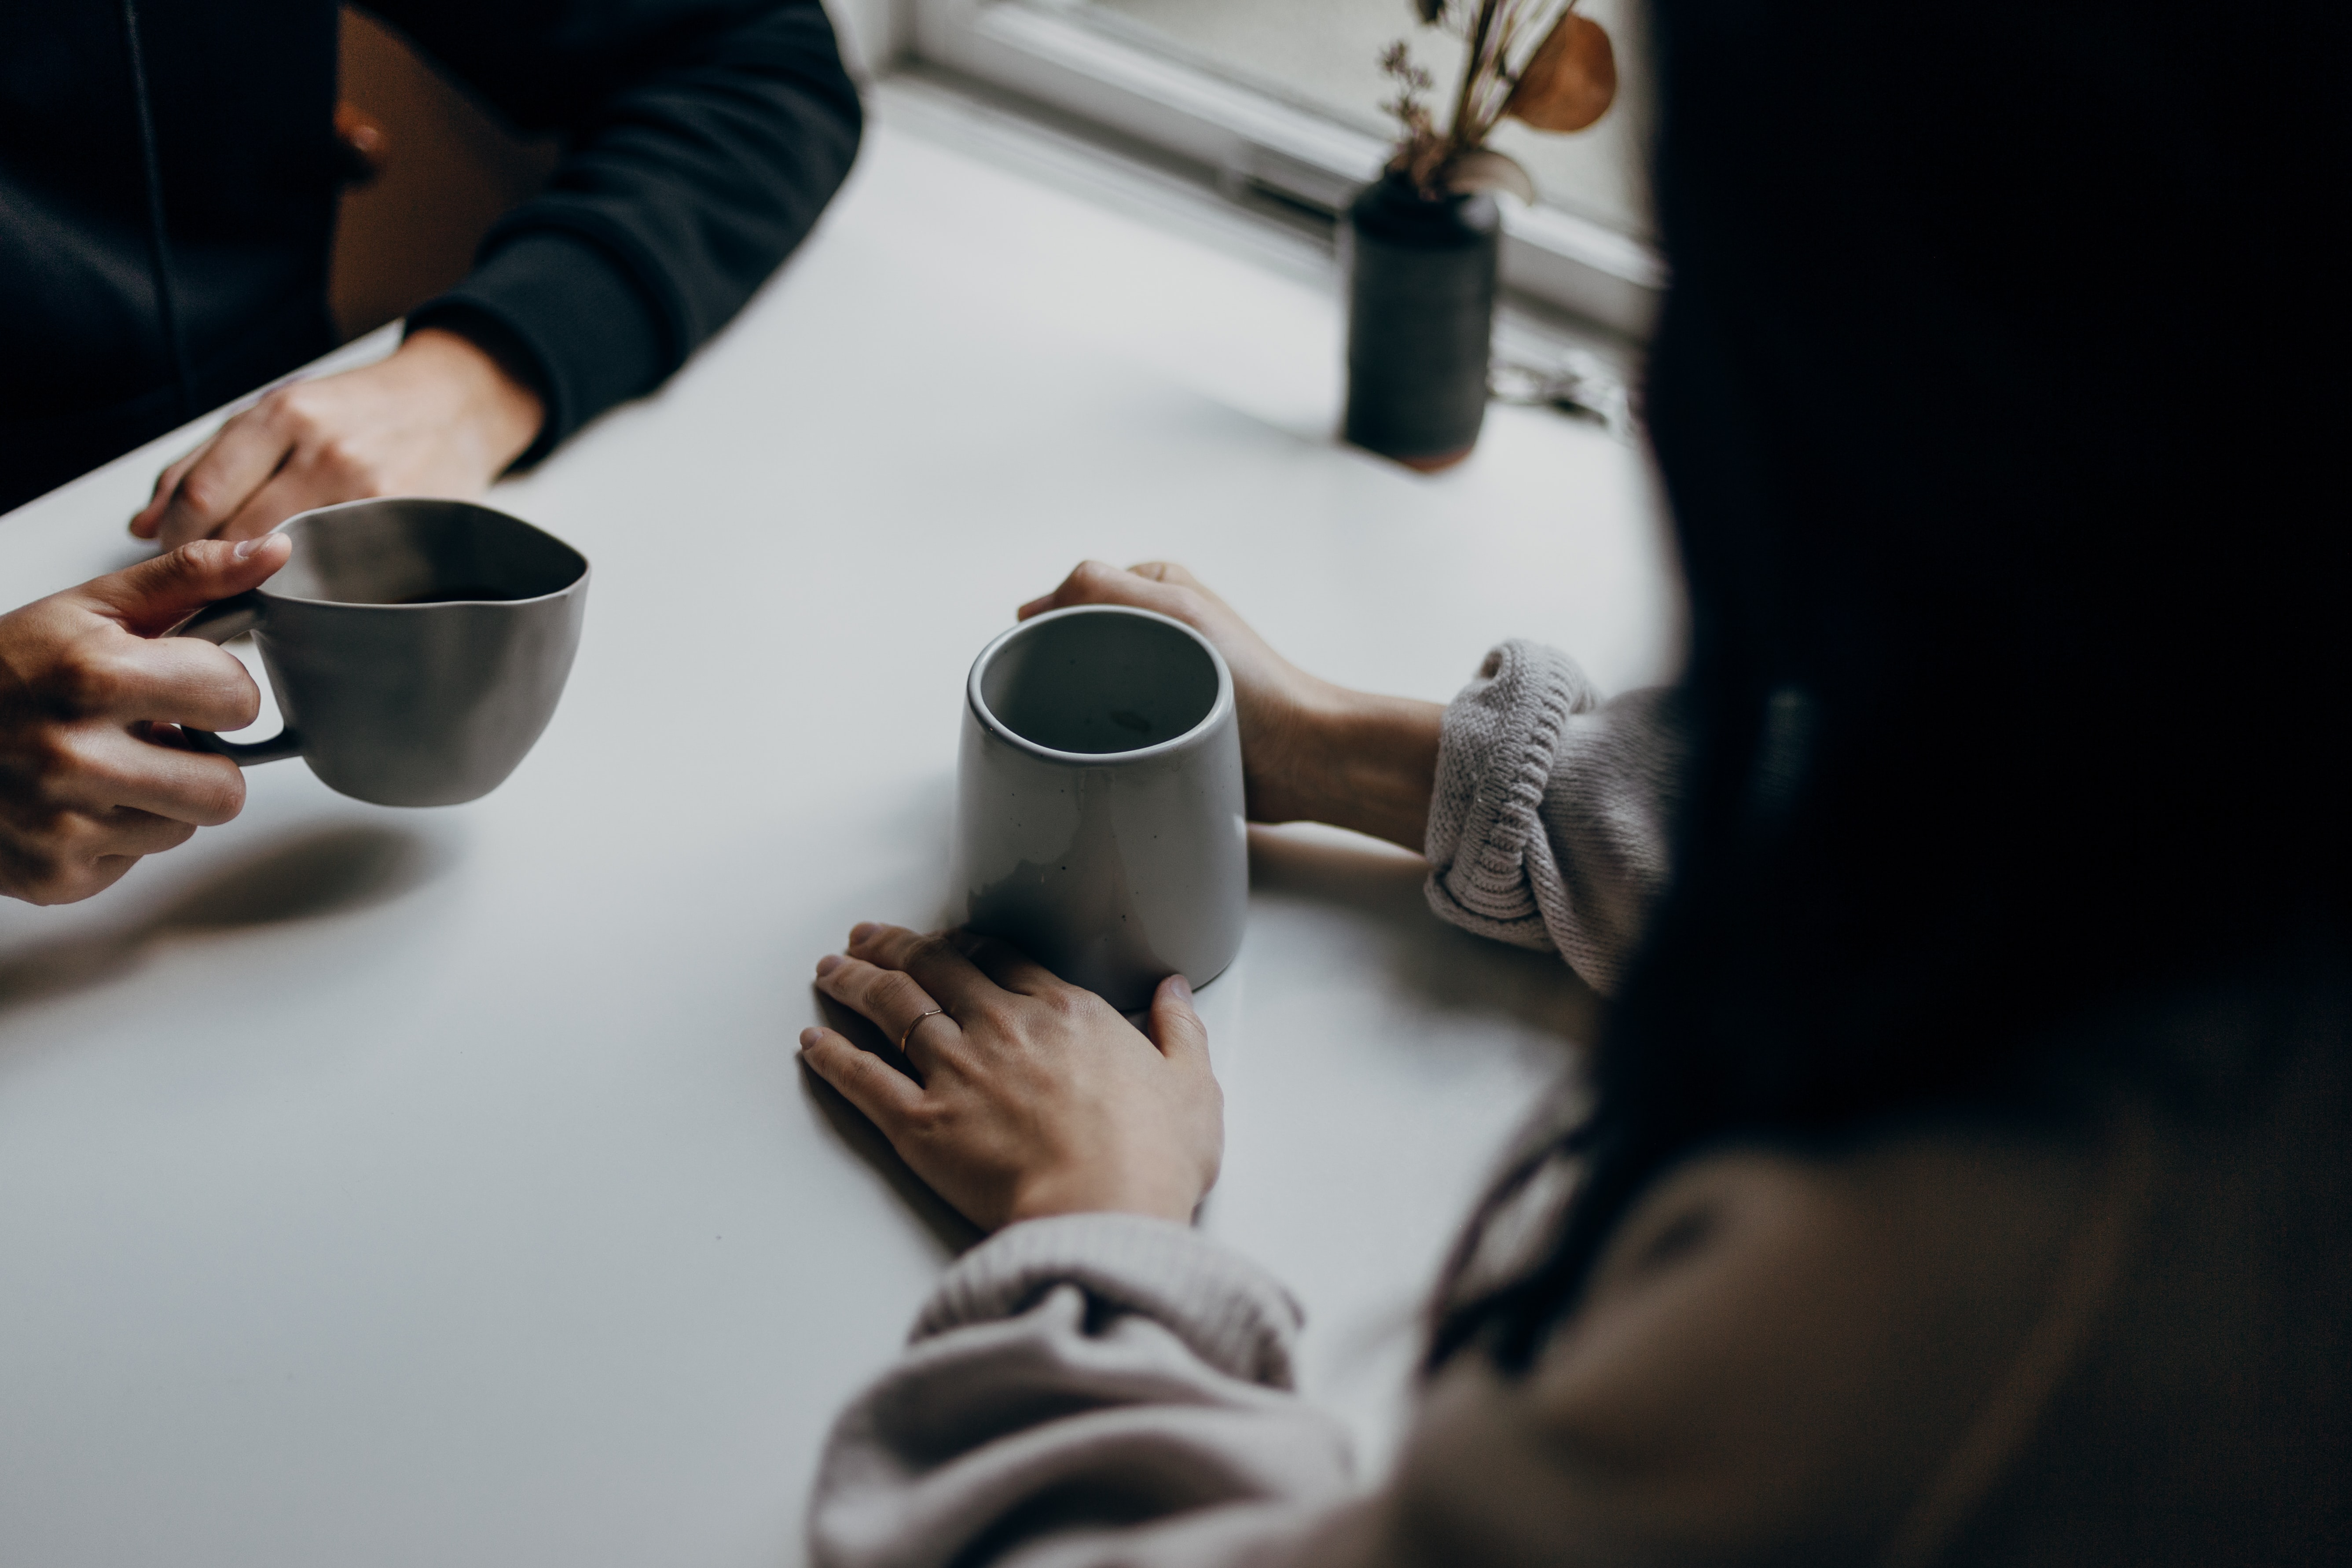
[798,1027,823,1050]
[848,922,877,944]
[1170,974,1194,1003]
[234,535,269,558]
[815,954,843,977]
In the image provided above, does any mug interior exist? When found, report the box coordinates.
[979,610,1221,755]
[270,499,587,606]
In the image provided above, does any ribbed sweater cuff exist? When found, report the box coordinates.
[410,229,670,467]
[914,1214,1307,1390]
[1424,639,1598,944]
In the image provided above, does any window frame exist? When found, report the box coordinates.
[905,0,1665,337]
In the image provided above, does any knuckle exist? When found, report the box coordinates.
[3,847,64,902]
[314,437,382,489]
[25,874,81,907]
[3,743,59,799]
[26,726,91,787]
[186,761,247,825]
[875,969,930,1013]
[14,837,92,904]
[904,933,956,969]
[973,995,1026,1033]
[53,652,126,714]
[198,662,262,730]
[154,543,214,592]
[172,470,228,521]
[272,386,323,433]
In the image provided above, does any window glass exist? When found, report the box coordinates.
[1059,0,1654,240]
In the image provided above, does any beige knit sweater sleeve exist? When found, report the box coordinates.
[1424,640,1688,995]
[807,1214,1356,1568]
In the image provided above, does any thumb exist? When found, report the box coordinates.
[75,535,293,636]
[1146,973,1210,1066]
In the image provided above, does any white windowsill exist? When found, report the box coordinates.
[870,67,1646,427]
[832,0,1664,338]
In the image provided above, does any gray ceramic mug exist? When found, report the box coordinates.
[953,605,1248,1011]
[173,498,590,807]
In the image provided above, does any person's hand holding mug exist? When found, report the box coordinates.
[0,536,291,903]
[1020,562,1444,852]
[800,922,1222,1232]
[128,327,544,550]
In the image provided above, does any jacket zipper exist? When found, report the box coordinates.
[117,0,193,423]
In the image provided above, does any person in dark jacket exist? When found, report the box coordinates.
[0,0,858,904]
[1,0,862,532]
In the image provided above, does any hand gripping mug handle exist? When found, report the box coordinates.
[172,591,305,765]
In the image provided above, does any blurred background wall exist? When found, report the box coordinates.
[327,7,558,341]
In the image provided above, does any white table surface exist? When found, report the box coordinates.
[0,95,1680,1568]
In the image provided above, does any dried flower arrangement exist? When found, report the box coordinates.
[1381,1,1618,202]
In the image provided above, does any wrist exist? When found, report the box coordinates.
[1004,1169,1200,1230]
[1281,685,1444,853]
[1244,674,1351,825]
[401,326,545,474]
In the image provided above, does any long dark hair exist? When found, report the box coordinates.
[1432,0,2352,1371]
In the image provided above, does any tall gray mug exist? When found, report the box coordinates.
[173,498,590,807]
[954,604,1248,1012]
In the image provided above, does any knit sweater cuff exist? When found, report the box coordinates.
[409,228,671,468]
[914,1214,1307,1390]
[1424,639,1600,947]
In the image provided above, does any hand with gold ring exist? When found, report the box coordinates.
[899,1006,945,1053]
[801,922,1222,1232]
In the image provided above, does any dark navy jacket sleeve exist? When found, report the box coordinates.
[379,0,862,460]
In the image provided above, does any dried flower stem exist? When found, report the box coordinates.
[1447,0,1501,165]
[1387,0,1581,194]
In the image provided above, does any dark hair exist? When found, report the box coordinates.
[1432,0,2352,1371]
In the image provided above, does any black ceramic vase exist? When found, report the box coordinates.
[1342,173,1500,471]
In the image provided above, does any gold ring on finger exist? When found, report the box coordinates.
[899,1006,946,1054]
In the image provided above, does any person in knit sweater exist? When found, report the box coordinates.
[792,2,2349,1564]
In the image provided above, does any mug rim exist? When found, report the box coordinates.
[253,496,590,610]
[967,604,1236,765]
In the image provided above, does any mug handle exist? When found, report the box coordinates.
[172,592,305,766]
